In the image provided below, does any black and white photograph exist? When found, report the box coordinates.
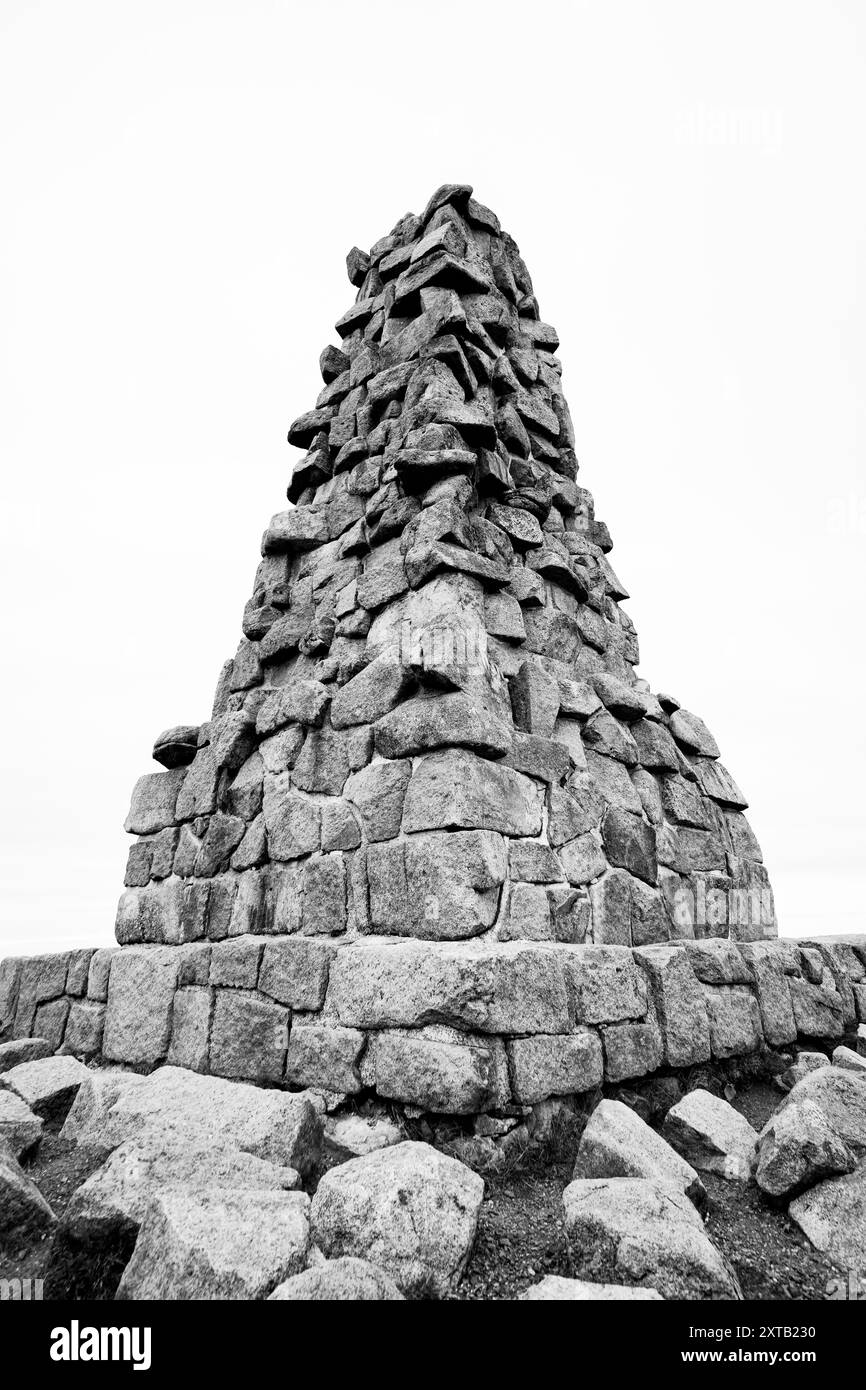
[1,0,864,1362]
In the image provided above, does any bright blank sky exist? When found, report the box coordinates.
[2,0,864,955]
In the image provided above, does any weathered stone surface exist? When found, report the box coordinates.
[328,938,569,1036]
[63,1135,299,1246]
[124,769,185,835]
[402,748,543,837]
[522,1275,662,1300]
[770,1066,866,1159]
[0,1054,90,1120]
[64,1065,321,1175]
[374,689,512,760]
[117,1188,311,1300]
[507,1029,602,1103]
[0,1139,56,1240]
[311,1141,484,1296]
[755,1097,856,1199]
[269,1256,404,1301]
[258,937,336,1010]
[0,1088,43,1158]
[601,808,657,884]
[509,660,560,736]
[60,1069,147,1146]
[563,1177,740,1299]
[365,1027,508,1113]
[325,1114,403,1157]
[832,1044,866,1073]
[635,945,710,1066]
[103,946,180,1068]
[0,1037,52,1073]
[600,1017,664,1083]
[788,1168,866,1267]
[366,831,507,939]
[209,991,289,1084]
[669,709,720,758]
[702,984,763,1058]
[574,1099,705,1206]
[285,1021,364,1093]
[663,1089,758,1180]
[563,946,648,1024]
[62,1000,106,1059]
[344,758,410,841]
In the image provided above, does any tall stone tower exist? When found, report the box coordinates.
[115,184,777,1107]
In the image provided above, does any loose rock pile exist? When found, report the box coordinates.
[4,1039,863,1299]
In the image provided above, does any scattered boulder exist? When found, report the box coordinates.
[0,1055,90,1120]
[663,1088,758,1180]
[573,1099,705,1207]
[755,1098,856,1200]
[116,1188,311,1300]
[832,1045,866,1074]
[0,1037,52,1074]
[325,1113,403,1157]
[0,1089,43,1159]
[60,1065,322,1176]
[775,1050,830,1092]
[311,1140,484,1297]
[771,1066,866,1159]
[269,1257,404,1301]
[562,1177,741,1299]
[0,1139,56,1240]
[62,1136,300,1243]
[60,1068,147,1146]
[788,1167,866,1268]
[522,1275,662,1300]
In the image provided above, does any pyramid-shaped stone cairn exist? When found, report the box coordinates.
[113,183,778,1106]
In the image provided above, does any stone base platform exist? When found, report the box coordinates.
[2,935,864,1116]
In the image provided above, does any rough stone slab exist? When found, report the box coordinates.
[327,937,570,1035]
[832,1044,866,1073]
[62,1135,299,1245]
[663,1089,758,1180]
[562,946,648,1025]
[62,1065,321,1176]
[0,1054,90,1120]
[269,1256,404,1301]
[0,1037,52,1073]
[634,945,711,1067]
[788,1168,866,1268]
[522,1275,662,1300]
[0,1088,43,1158]
[209,991,289,1084]
[102,945,181,1068]
[61,1069,148,1146]
[0,1140,56,1240]
[258,937,336,1010]
[311,1140,484,1297]
[402,748,543,837]
[285,1022,364,1093]
[366,830,507,939]
[574,1099,705,1206]
[365,1027,508,1113]
[563,1177,740,1299]
[507,1029,602,1104]
[755,1097,856,1199]
[116,1188,311,1300]
[770,1066,866,1159]
[325,1115,404,1157]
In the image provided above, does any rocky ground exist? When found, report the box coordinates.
[0,1059,852,1302]
[456,1085,842,1300]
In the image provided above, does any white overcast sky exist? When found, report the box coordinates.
[1,0,864,956]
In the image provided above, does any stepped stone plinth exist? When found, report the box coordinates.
[7,185,854,1118]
